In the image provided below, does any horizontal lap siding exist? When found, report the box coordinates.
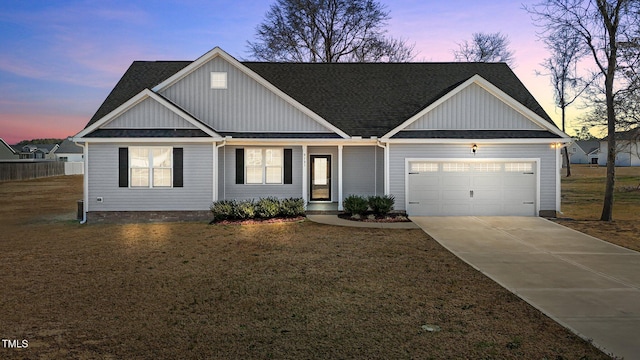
[388,143,557,212]
[87,143,213,211]
[221,146,302,201]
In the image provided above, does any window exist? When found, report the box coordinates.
[210,72,227,89]
[443,163,470,172]
[505,162,533,173]
[474,163,502,172]
[410,162,438,172]
[245,148,283,184]
[130,147,172,188]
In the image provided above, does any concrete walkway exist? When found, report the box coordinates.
[411,216,640,359]
[306,215,419,229]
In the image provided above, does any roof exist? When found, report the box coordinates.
[57,139,83,153]
[614,127,640,141]
[574,140,600,154]
[84,59,555,138]
[0,138,16,154]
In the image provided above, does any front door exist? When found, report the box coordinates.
[310,155,331,201]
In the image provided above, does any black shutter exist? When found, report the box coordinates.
[235,148,244,184]
[284,149,293,184]
[118,147,128,187]
[173,148,183,187]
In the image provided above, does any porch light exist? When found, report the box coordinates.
[472,144,478,155]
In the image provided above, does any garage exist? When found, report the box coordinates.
[407,160,537,216]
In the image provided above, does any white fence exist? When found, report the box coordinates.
[64,162,84,175]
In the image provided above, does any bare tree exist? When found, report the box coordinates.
[527,0,638,221]
[247,0,415,62]
[537,28,591,177]
[453,32,515,65]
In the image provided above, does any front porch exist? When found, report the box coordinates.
[306,202,340,215]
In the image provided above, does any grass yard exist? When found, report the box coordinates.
[0,176,609,359]
[558,164,640,252]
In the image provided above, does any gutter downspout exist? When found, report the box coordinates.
[74,140,88,224]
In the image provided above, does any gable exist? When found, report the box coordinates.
[103,96,198,129]
[157,51,340,135]
[405,83,545,131]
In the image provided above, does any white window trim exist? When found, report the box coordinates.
[210,72,227,89]
[129,146,173,189]
[245,147,284,185]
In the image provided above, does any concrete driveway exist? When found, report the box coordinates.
[411,216,640,359]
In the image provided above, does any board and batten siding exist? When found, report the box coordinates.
[342,146,383,197]
[406,83,544,131]
[388,143,557,213]
[220,145,303,201]
[160,57,333,133]
[103,97,198,129]
[87,143,213,211]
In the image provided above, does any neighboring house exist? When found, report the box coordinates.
[72,47,571,222]
[16,144,59,160]
[598,128,640,167]
[56,139,84,162]
[568,140,600,165]
[0,138,18,159]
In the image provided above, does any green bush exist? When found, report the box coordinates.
[280,197,305,217]
[368,195,395,216]
[343,195,369,215]
[256,197,281,219]
[210,200,235,221]
[233,200,256,219]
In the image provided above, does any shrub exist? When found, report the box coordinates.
[210,200,235,221]
[343,195,369,215]
[280,197,305,217]
[256,197,281,219]
[233,200,256,219]
[368,195,395,216]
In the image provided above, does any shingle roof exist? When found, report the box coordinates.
[85,60,554,138]
[244,62,553,137]
[392,130,561,139]
[57,139,83,153]
[86,61,190,127]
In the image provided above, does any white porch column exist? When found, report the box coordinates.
[212,143,218,202]
[384,142,390,195]
[302,145,308,209]
[338,145,343,211]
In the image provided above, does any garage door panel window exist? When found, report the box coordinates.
[443,163,470,172]
[410,162,438,173]
[505,162,533,173]
[474,163,502,172]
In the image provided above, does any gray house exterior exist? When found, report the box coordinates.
[73,47,571,222]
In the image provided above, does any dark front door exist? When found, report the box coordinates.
[310,155,331,201]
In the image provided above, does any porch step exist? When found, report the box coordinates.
[305,210,343,215]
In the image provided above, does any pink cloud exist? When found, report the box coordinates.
[0,113,87,145]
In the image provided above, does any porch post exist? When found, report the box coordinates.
[384,143,390,195]
[338,145,343,211]
[302,145,308,209]
[212,143,218,202]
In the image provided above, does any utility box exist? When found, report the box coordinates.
[77,200,84,221]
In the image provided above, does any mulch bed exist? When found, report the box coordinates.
[338,212,411,222]
[210,216,306,225]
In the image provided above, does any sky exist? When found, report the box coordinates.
[0,0,590,145]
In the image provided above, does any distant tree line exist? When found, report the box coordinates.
[14,138,65,147]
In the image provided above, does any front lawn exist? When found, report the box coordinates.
[0,176,608,359]
[559,164,640,251]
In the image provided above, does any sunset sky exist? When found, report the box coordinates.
[0,0,592,145]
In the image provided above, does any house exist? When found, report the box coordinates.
[15,144,59,160]
[56,139,84,162]
[0,138,18,159]
[568,140,599,164]
[72,47,571,222]
[598,128,640,166]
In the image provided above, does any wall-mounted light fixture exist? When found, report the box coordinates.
[472,144,478,155]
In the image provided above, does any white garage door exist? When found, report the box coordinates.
[407,161,537,216]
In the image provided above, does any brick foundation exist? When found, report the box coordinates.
[86,211,212,224]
